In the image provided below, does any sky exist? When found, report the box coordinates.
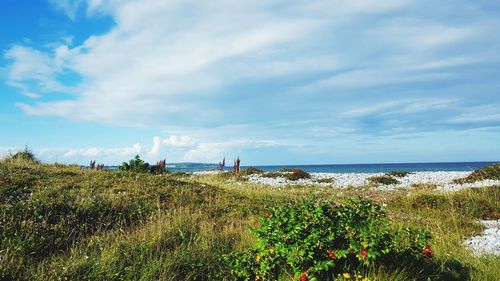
[1,0,500,166]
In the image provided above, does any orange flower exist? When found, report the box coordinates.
[423,246,432,257]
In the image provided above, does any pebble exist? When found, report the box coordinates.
[245,171,500,192]
[464,220,500,255]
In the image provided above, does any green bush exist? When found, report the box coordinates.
[240,167,265,176]
[5,146,38,163]
[368,175,399,185]
[119,155,150,173]
[284,169,311,181]
[453,163,500,183]
[314,178,335,184]
[261,169,312,181]
[224,197,431,280]
[262,172,282,179]
[386,171,411,178]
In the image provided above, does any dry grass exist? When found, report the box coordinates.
[1,160,499,280]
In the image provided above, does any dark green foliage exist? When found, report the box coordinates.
[314,178,335,184]
[224,197,431,280]
[284,169,311,181]
[368,175,399,185]
[386,171,411,178]
[118,155,150,173]
[261,169,311,181]
[5,146,38,163]
[261,172,282,179]
[240,167,265,175]
[453,163,500,183]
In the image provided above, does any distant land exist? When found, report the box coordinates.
[92,161,498,173]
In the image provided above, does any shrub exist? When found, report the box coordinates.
[285,169,311,181]
[368,175,399,185]
[314,178,335,184]
[276,168,312,181]
[5,146,38,163]
[261,169,312,181]
[240,167,265,176]
[118,155,150,173]
[224,197,431,280]
[386,171,411,178]
[453,163,500,183]
[262,172,283,179]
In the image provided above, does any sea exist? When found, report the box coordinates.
[160,161,498,174]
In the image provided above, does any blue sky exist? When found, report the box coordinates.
[1,0,500,165]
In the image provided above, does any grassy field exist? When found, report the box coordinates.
[1,159,499,280]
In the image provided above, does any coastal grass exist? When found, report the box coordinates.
[1,160,499,280]
[368,175,399,185]
[453,163,500,184]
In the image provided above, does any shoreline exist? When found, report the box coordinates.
[195,170,500,192]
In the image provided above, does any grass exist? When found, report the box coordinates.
[368,175,399,185]
[453,163,500,183]
[259,168,312,181]
[1,159,499,280]
[313,178,335,184]
[386,171,412,178]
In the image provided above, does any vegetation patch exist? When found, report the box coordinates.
[260,169,312,181]
[4,146,39,163]
[261,172,283,179]
[1,157,499,280]
[224,197,432,280]
[240,167,265,176]
[386,171,411,178]
[368,175,399,185]
[411,194,451,210]
[314,178,335,184]
[453,163,500,183]
[411,183,438,191]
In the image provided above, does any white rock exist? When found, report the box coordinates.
[245,171,500,191]
[464,220,500,255]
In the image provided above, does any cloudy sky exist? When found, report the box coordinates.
[1,0,500,165]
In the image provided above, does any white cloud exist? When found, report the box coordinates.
[184,139,279,163]
[342,98,457,118]
[4,45,75,97]
[447,105,500,124]
[369,18,474,50]
[149,135,197,156]
[63,143,142,158]
[48,0,86,20]
[6,0,411,125]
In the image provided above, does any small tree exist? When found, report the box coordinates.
[7,146,38,163]
[118,155,150,173]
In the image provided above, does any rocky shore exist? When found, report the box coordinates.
[464,220,500,255]
[245,171,500,191]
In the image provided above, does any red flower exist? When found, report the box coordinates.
[361,249,367,257]
[423,246,432,257]
[265,212,270,219]
[300,273,308,281]
[327,250,335,259]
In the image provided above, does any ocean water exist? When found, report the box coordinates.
[163,161,498,173]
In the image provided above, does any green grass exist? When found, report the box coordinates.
[386,171,412,178]
[453,163,500,183]
[368,175,399,185]
[259,168,312,181]
[1,160,499,280]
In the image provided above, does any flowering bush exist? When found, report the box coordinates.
[224,197,431,280]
